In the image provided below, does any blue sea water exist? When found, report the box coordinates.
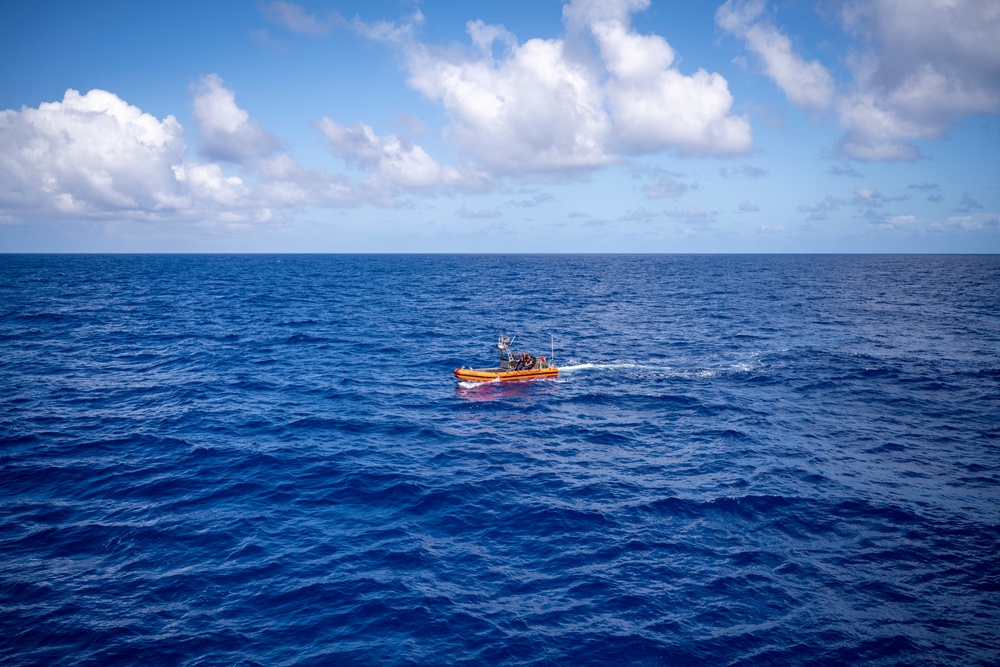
[1,254,998,666]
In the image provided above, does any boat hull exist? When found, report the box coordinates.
[454,366,559,382]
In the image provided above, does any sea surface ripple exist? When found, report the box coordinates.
[1,254,998,666]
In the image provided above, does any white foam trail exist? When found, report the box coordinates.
[556,359,763,379]
[457,379,498,389]
[557,363,598,372]
[559,361,668,373]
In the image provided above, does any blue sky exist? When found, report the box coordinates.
[1,0,998,252]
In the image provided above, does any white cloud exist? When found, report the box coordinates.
[716,0,834,112]
[841,0,1000,160]
[0,84,369,226]
[718,0,1000,162]
[0,88,188,219]
[172,162,246,207]
[405,29,613,172]
[318,118,440,187]
[191,74,281,163]
[253,153,360,208]
[467,19,516,55]
[591,14,752,156]
[840,0,1000,108]
[363,0,750,174]
[835,92,931,161]
[0,75,506,229]
[316,117,490,192]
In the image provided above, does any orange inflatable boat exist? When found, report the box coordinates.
[454,335,559,382]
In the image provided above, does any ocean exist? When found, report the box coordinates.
[1,254,997,666]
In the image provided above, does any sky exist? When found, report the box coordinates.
[1,0,998,253]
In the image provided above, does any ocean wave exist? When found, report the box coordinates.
[2,254,998,666]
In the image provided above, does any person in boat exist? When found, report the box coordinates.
[497,337,544,372]
[516,352,535,370]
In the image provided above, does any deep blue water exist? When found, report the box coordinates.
[1,254,998,666]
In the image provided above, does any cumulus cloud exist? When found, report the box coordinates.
[360,0,751,174]
[0,88,189,219]
[0,83,372,226]
[835,93,930,161]
[717,0,1000,162]
[584,1,752,156]
[316,117,490,192]
[716,0,834,112]
[252,153,361,209]
[191,74,281,163]
[0,73,506,228]
[404,28,613,172]
[839,0,1000,118]
[318,118,445,188]
[841,0,1000,159]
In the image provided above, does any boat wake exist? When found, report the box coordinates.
[457,379,499,389]
[557,358,764,379]
[558,361,672,373]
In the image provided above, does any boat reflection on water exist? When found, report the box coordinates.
[454,376,559,402]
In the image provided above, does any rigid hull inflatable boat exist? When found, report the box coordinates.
[454,336,558,382]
